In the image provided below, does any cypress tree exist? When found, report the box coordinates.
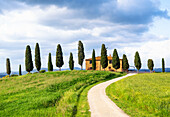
[134,51,142,73]
[25,45,34,73]
[35,43,41,72]
[101,44,108,71]
[162,58,165,72]
[56,44,64,71]
[6,58,11,76]
[78,41,85,70]
[48,53,53,71]
[112,49,120,71]
[122,54,129,72]
[147,59,154,73]
[92,49,96,70]
[69,52,74,70]
[19,64,22,75]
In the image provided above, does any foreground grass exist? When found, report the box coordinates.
[106,73,170,117]
[0,70,125,117]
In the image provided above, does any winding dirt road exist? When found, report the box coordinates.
[88,73,136,117]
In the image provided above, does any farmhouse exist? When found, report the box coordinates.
[85,54,123,72]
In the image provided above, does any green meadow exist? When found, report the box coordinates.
[106,73,170,117]
[0,70,125,117]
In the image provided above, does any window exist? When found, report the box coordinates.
[109,60,112,64]
[90,60,92,64]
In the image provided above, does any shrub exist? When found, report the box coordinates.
[11,74,18,77]
[2,75,9,78]
[33,72,38,74]
[26,73,32,75]
[40,70,46,73]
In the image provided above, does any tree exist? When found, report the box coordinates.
[122,54,129,72]
[48,53,53,71]
[101,44,108,71]
[19,64,22,75]
[56,44,64,71]
[162,58,165,73]
[112,49,120,71]
[147,59,154,73]
[25,45,34,73]
[78,41,85,70]
[134,51,142,73]
[69,52,74,70]
[92,49,96,70]
[35,43,41,72]
[6,58,11,76]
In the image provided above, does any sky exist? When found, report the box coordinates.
[0,0,170,72]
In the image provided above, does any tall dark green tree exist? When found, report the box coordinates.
[25,45,34,73]
[162,58,165,73]
[48,53,53,71]
[101,44,108,71]
[92,49,96,70]
[35,43,41,72]
[56,44,64,71]
[78,41,85,70]
[6,58,11,76]
[112,49,120,71]
[19,64,22,75]
[147,59,154,73]
[69,52,74,70]
[122,54,129,72]
[134,51,142,73]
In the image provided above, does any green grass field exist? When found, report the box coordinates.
[0,70,125,117]
[106,73,170,117]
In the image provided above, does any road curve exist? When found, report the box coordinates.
[88,73,136,117]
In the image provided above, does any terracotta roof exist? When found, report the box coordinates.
[86,55,122,61]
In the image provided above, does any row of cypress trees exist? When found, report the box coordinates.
[5,41,85,75]
[6,59,22,76]
[24,41,85,73]
[93,45,165,73]
[134,51,166,73]
[5,41,166,75]
[25,43,42,73]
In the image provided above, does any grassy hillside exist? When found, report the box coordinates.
[0,70,125,117]
[106,73,170,117]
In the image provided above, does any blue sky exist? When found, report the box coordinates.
[0,0,170,72]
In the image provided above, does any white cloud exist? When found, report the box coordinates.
[0,1,169,72]
[121,39,170,69]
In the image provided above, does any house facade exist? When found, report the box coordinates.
[85,55,123,72]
